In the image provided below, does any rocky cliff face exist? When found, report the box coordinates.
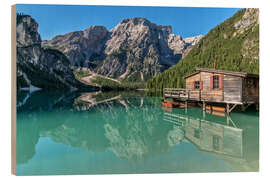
[16,15,93,90]
[234,8,259,34]
[42,26,108,67]
[43,17,202,82]
[234,8,259,61]
[97,18,196,81]
[182,35,204,57]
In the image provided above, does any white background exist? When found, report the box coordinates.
[0,0,270,179]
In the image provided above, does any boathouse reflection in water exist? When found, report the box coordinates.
[163,109,243,158]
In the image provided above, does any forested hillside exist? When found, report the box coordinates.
[146,8,259,91]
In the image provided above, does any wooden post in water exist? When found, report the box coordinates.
[185,101,188,113]
[203,101,206,111]
[227,103,237,115]
[241,105,245,112]
[256,103,259,111]
[203,109,206,119]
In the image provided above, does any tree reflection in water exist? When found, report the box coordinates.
[16,90,259,172]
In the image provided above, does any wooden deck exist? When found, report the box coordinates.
[164,88,257,104]
[163,88,258,114]
[164,88,206,102]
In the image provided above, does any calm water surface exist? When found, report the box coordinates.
[16,91,259,175]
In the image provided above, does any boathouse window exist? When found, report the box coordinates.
[213,75,219,89]
[194,81,200,89]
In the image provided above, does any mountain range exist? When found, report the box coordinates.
[42,17,202,82]
[17,14,202,90]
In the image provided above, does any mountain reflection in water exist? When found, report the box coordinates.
[16,91,259,175]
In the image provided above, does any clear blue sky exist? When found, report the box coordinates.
[16,4,240,40]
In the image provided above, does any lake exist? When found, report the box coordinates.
[16,90,259,175]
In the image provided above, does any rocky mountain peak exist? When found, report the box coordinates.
[234,8,259,34]
[42,25,109,66]
[16,14,94,90]
[184,35,204,45]
[16,15,41,47]
[109,17,173,43]
[83,25,108,39]
[43,17,203,82]
[117,17,171,30]
[119,17,151,25]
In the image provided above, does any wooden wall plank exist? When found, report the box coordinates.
[223,75,242,102]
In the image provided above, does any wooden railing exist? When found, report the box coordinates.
[163,88,190,99]
[163,88,202,101]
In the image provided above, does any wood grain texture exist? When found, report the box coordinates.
[223,75,242,102]
[11,5,17,175]
[186,73,200,90]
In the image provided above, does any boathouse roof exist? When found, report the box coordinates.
[184,68,259,79]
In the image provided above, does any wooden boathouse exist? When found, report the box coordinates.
[163,68,259,114]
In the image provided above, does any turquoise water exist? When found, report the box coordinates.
[16,91,259,175]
